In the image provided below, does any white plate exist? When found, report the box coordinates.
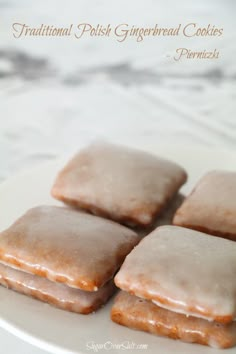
[0,144,236,354]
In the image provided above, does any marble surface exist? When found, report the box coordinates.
[0,1,236,353]
[1,0,236,184]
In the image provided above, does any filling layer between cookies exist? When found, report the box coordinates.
[0,263,116,314]
[111,291,236,349]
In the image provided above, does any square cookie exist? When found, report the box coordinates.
[0,263,116,314]
[173,171,236,240]
[111,291,236,349]
[51,141,187,227]
[115,225,236,323]
[0,206,139,291]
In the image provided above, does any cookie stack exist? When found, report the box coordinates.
[0,206,139,313]
[0,141,187,314]
[112,225,236,348]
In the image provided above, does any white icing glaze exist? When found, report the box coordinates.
[0,206,139,291]
[173,170,236,237]
[115,225,236,322]
[52,141,187,226]
[0,263,115,313]
[152,299,234,321]
[112,291,236,349]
